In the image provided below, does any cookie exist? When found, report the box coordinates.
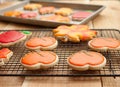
[0,48,13,66]
[4,11,22,17]
[20,51,59,70]
[88,37,120,51]
[72,11,92,21]
[67,50,106,71]
[24,4,42,10]
[39,6,55,15]
[53,25,97,42]
[41,15,70,23]
[0,31,27,46]
[55,7,73,16]
[19,12,37,19]
[25,37,58,51]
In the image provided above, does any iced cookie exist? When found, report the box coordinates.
[19,12,37,19]
[72,11,92,21]
[24,3,42,10]
[20,51,59,70]
[55,7,73,16]
[41,15,70,23]
[0,31,27,46]
[0,48,13,66]
[4,11,22,17]
[39,6,55,15]
[67,50,106,71]
[88,37,120,51]
[53,25,97,42]
[25,37,58,50]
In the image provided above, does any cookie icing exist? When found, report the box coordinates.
[0,31,25,43]
[69,51,104,66]
[21,51,56,65]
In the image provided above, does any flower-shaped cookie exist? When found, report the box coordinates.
[53,25,97,42]
[24,4,42,10]
[20,51,59,70]
[0,48,13,66]
[55,7,73,16]
[88,37,120,51]
[39,6,55,15]
[67,50,106,71]
[25,37,58,50]
[0,31,27,46]
[41,15,70,23]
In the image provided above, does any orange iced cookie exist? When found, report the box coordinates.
[88,37,120,51]
[67,50,106,71]
[41,15,70,23]
[0,48,13,66]
[39,6,55,15]
[21,51,59,70]
[4,11,22,17]
[25,37,58,50]
[55,7,73,16]
[24,3,42,10]
[53,25,97,42]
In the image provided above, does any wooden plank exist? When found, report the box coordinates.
[0,22,25,87]
[91,1,120,87]
[22,77,101,87]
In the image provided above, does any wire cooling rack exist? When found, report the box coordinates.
[0,29,120,77]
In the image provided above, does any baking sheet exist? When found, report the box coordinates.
[0,0,105,27]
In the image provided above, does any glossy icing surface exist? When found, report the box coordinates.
[90,37,120,48]
[69,51,104,66]
[0,31,25,43]
[21,51,56,65]
[0,48,11,58]
[26,37,56,47]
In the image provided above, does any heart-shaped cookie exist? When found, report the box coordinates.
[67,50,106,71]
[0,31,26,46]
[88,37,120,51]
[25,37,58,51]
[21,51,59,70]
[0,48,13,66]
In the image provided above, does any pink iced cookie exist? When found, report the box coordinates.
[72,11,92,21]
[19,12,37,18]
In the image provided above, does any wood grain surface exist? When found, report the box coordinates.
[0,0,120,87]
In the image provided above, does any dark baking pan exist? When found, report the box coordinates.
[0,0,105,27]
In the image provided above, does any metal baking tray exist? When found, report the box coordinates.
[0,0,105,27]
[0,29,120,77]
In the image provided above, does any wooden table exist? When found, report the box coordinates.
[0,0,120,87]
